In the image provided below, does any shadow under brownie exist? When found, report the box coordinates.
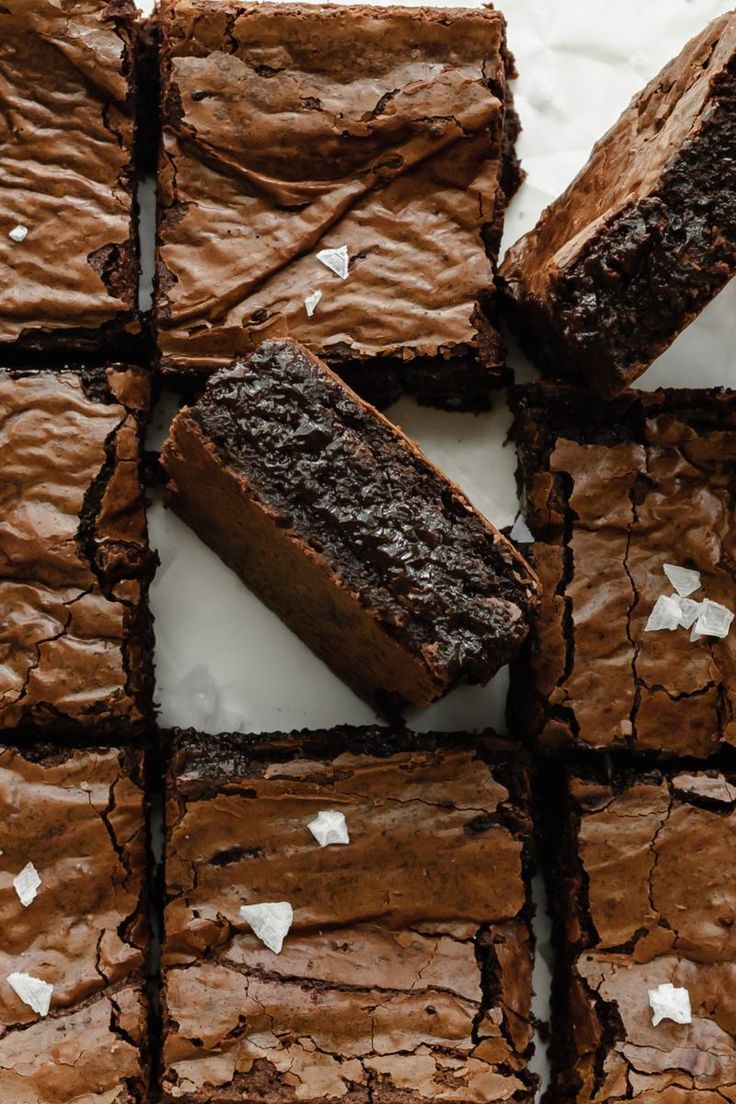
[0,741,149,1103]
[509,382,736,758]
[162,726,536,1104]
[161,339,538,711]
[545,763,736,1103]
[0,1,141,358]
[155,0,520,410]
[0,367,155,736]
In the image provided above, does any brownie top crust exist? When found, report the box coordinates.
[562,768,736,1102]
[511,383,736,756]
[181,340,538,691]
[0,0,139,347]
[157,0,511,373]
[0,743,147,1103]
[163,728,535,1104]
[0,367,153,734]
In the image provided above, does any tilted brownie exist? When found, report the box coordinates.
[547,765,736,1103]
[510,382,736,757]
[161,339,539,710]
[0,742,149,1103]
[0,367,155,735]
[499,12,736,397]
[162,726,536,1104]
[155,0,520,410]
[0,1,141,356]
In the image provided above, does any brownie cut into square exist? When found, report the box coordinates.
[155,0,520,410]
[162,726,536,1104]
[510,382,736,757]
[0,367,155,735]
[161,339,539,710]
[548,765,736,1103]
[499,12,736,397]
[0,742,149,1103]
[0,1,141,356]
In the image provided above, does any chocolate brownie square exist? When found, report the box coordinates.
[499,12,736,397]
[510,382,736,757]
[548,765,736,1103]
[162,727,536,1104]
[161,339,539,711]
[0,1,141,356]
[0,742,149,1102]
[155,0,520,410]
[0,367,155,735]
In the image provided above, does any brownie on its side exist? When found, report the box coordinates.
[156,0,520,410]
[499,12,736,397]
[0,367,155,735]
[510,382,736,757]
[0,1,140,357]
[0,743,149,1103]
[548,766,736,1104]
[163,726,536,1104]
[161,339,539,710]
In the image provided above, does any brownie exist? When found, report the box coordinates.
[0,1,141,357]
[162,726,536,1104]
[509,382,736,757]
[499,12,736,397]
[0,367,155,735]
[155,0,520,410]
[161,339,539,710]
[548,765,736,1103]
[0,742,149,1102]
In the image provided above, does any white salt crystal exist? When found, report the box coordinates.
[316,245,349,279]
[7,972,53,1017]
[644,594,681,632]
[240,901,293,954]
[308,810,350,847]
[692,598,734,640]
[663,564,701,598]
[304,289,322,317]
[8,225,28,243]
[649,982,692,1027]
[13,862,40,907]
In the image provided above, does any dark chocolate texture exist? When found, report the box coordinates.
[161,339,539,710]
[0,743,148,1103]
[162,727,536,1104]
[499,12,736,396]
[0,367,155,735]
[0,0,141,356]
[548,765,736,1103]
[510,382,736,757]
[155,0,520,410]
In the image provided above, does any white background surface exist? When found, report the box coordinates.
[138,0,736,1093]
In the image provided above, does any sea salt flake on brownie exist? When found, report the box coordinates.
[644,594,682,632]
[7,971,53,1017]
[304,289,322,317]
[649,982,692,1027]
[308,809,350,847]
[692,598,734,640]
[316,245,349,280]
[663,563,702,597]
[677,597,702,629]
[13,861,40,907]
[8,224,28,243]
[240,901,293,954]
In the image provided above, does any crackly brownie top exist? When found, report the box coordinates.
[0,743,147,1102]
[511,384,736,755]
[157,0,509,370]
[163,729,534,1103]
[500,12,736,297]
[565,769,736,1102]
[179,340,538,685]
[0,368,152,732]
[0,0,139,342]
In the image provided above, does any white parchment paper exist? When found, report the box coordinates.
[140,0,736,1093]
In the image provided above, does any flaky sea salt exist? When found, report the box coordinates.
[240,901,293,954]
[644,594,682,632]
[304,290,322,317]
[13,862,40,907]
[7,972,53,1017]
[648,982,692,1027]
[8,224,28,243]
[308,810,350,847]
[692,598,734,640]
[316,245,349,279]
[663,564,701,598]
